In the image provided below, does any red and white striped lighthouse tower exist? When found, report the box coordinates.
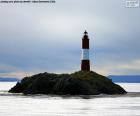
[81,31,90,71]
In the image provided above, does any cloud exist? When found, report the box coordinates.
[0,72,28,79]
[0,0,140,78]
[94,59,140,76]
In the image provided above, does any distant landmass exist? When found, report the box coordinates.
[108,75,140,83]
[0,77,19,82]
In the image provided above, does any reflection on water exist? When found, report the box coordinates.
[0,82,140,116]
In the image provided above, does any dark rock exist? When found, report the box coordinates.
[9,71,127,95]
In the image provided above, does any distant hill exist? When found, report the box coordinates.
[0,77,19,82]
[108,75,140,83]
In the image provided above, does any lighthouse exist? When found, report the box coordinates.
[81,31,90,71]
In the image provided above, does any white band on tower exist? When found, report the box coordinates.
[82,49,89,60]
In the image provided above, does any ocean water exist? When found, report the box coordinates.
[0,82,140,116]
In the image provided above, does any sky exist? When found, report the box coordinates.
[0,0,140,78]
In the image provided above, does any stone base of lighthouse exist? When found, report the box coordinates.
[81,60,90,71]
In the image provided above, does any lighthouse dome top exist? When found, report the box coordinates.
[84,31,88,35]
[83,31,89,40]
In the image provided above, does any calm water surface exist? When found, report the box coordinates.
[0,82,140,116]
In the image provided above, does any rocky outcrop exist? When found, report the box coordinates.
[9,71,127,95]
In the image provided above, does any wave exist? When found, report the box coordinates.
[0,90,140,99]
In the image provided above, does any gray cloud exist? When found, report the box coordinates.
[0,0,140,77]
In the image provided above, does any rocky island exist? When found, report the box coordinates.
[9,71,127,95]
[9,32,127,95]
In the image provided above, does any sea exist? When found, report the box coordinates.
[0,82,140,116]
